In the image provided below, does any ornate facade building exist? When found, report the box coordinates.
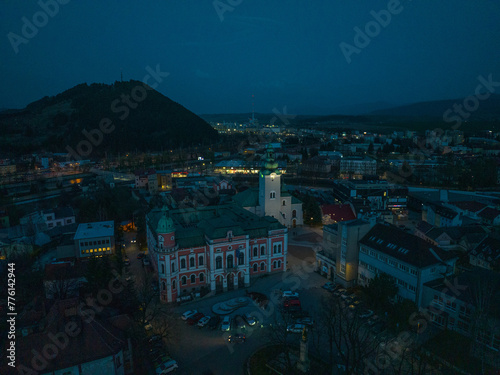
[146,204,287,303]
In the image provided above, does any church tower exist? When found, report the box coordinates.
[259,144,281,219]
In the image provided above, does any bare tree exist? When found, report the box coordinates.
[317,295,382,374]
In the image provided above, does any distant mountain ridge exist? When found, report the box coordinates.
[369,94,500,120]
[0,81,218,156]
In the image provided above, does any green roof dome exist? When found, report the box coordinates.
[157,206,175,234]
[261,144,280,175]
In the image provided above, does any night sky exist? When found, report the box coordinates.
[2,1,500,115]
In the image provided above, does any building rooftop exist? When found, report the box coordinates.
[147,204,285,248]
[74,221,114,240]
[360,223,458,268]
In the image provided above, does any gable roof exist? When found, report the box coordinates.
[478,207,500,221]
[360,223,457,268]
[232,187,259,208]
[451,201,488,213]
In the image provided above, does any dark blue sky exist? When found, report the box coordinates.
[2,1,500,115]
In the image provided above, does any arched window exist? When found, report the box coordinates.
[261,263,265,271]
[273,261,277,269]
[181,258,186,269]
[292,210,297,218]
[181,276,187,285]
[216,256,222,269]
[253,247,258,257]
[199,256,204,266]
[273,245,277,254]
[261,246,265,256]
[161,264,165,274]
[162,281,166,290]
[171,262,176,273]
[253,263,258,272]
[282,200,286,206]
[278,244,282,253]
[190,274,195,283]
[270,191,276,199]
[199,273,204,282]
[227,255,233,268]
[238,252,244,265]
[172,280,176,289]
[189,258,195,268]
[278,260,281,268]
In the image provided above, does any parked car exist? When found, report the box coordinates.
[333,288,346,297]
[181,310,198,320]
[137,253,145,259]
[187,313,204,325]
[243,313,256,326]
[208,316,221,330]
[283,299,301,309]
[341,292,355,300]
[197,316,211,327]
[124,257,130,265]
[282,291,299,299]
[155,359,178,374]
[296,317,314,326]
[228,333,246,343]
[143,258,150,266]
[359,310,374,319]
[287,323,306,333]
[221,316,231,331]
[322,282,336,291]
[131,238,137,243]
[234,315,246,329]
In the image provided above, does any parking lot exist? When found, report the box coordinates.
[165,246,328,375]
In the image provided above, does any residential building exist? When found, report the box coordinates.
[421,269,500,368]
[74,221,115,258]
[478,207,500,226]
[469,235,500,271]
[357,224,458,307]
[42,207,76,229]
[146,204,287,303]
[317,219,375,287]
[11,298,129,375]
[339,156,377,178]
[422,202,462,227]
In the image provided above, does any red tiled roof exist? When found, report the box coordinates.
[321,204,356,222]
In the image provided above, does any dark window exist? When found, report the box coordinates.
[273,245,277,254]
[292,210,297,218]
[261,263,265,271]
[261,246,265,255]
[161,264,165,274]
[227,255,233,268]
[238,252,244,265]
[171,263,176,272]
[172,280,176,289]
[190,274,195,283]
[181,276,186,285]
[189,258,195,268]
[253,247,258,257]
[199,256,204,266]
[253,264,258,272]
[162,281,166,290]
[181,259,186,269]
[199,273,204,282]
[216,256,222,269]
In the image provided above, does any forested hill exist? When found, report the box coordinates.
[0,81,218,156]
